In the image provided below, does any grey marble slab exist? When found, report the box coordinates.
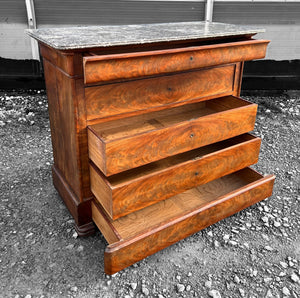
[26,21,265,50]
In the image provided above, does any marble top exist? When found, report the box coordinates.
[26,22,265,50]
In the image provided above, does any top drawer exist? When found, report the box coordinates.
[83,39,269,84]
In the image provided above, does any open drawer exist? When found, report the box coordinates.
[90,134,261,220]
[92,167,275,274]
[83,39,269,84]
[88,96,257,176]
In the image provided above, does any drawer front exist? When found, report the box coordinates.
[91,168,275,274]
[90,134,261,220]
[88,96,257,176]
[85,64,235,120]
[83,39,269,84]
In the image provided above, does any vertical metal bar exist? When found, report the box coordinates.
[25,0,40,61]
[205,0,214,22]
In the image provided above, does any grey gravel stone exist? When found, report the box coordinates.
[176,283,185,293]
[282,287,290,296]
[264,277,272,283]
[142,286,150,296]
[130,282,137,290]
[214,240,220,248]
[208,289,222,298]
[229,240,238,246]
[265,289,273,298]
[234,275,240,284]
[274,221,281,227]
[65,244,74,249]
[207,231,213,237]
[280,261,288,268]
[264,246,273,251]
[279,272,286,277]
[290,272,300,283]
[239,288,245,297]
[77,245,84,252]
[205,280,212,288]
[223,234,230,241]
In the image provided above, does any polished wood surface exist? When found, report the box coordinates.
[83,39,269,84]
[90,168,275,274]
[88,96,257,176]
[85,64,236,120]
[37,31,273,273]
[90,134,261,219]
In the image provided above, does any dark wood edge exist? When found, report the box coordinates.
[52,165,95,235]
[84,39,270,63]
[103,172,275,274]
[75,222,95,237]
[92,200,123,241]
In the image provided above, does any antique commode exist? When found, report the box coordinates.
[27,22,275,274]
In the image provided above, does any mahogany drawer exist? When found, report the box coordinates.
[90,134,261,220]
[85,64,236,120]
[91,167,275,274]
[87,96,257,176]
[83,39,269,84]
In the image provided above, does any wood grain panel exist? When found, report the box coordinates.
[88,96,257,176]
[90,134,261,220]
[83,39,269,84]
[85,64,235,120]
[97,168,275,274]
[43,59,81,197]
[40,44,83,77]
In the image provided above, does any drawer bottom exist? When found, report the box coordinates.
[92,167,275,275]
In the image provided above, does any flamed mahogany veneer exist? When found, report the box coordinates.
[87,96,257,176]
[27,22,274,274]
[90,133,261,220]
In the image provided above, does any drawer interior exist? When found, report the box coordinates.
[92,167,272,244]
[89,96,254,142]
[106,133,258,186]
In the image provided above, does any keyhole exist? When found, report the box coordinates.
[195,172,199,176]
[168,87,172,91]
[190,133,194,138]
[190,56,193,61]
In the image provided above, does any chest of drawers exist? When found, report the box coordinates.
[27,22,275,274]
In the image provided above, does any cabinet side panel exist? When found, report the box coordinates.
[43,59,81,199]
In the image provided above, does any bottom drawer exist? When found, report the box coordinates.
[92,167,275,275]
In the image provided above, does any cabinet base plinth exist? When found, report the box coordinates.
[52,165,94,236]
[75,222,96,237]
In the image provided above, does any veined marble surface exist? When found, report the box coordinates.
[26,22,264,50]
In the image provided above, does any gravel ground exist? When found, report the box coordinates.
[0,89,299,298]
